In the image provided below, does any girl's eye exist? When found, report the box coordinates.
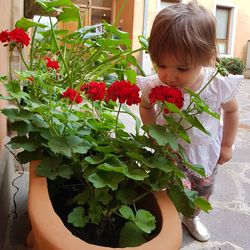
[157,65,165,69]
[178,68,189,72]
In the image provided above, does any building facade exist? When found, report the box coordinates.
[63,0,250,74]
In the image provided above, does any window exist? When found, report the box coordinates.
[75,0,113,26]
[216,6,231,55]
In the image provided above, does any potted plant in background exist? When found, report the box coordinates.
[0,0,223,249]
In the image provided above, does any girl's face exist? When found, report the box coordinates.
[155,54,204,91]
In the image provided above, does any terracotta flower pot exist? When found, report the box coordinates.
[27,161,182,250]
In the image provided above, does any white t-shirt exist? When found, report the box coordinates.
[138,67,243,176]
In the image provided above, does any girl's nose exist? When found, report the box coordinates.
[165,70,176,82]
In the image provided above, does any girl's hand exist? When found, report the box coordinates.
[217,145,233,165]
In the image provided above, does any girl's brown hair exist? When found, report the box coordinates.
[148,2,217,66]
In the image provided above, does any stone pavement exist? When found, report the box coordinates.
[2,79,250,250]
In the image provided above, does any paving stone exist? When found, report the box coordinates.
[244,169,250,179]
[212,168,238,203]
[242,182,250,208]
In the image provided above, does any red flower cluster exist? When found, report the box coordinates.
[61,80,141,106]
[81,81,106,101]
[149,85,183,113]
[0,31,9,43]
[45,57,59,70]
[62,88,82,104]
[106,80,141,106]
[0,28,30,47]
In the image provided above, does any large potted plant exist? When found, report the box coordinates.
[0,0,221,249]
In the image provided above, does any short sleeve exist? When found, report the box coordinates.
[137,74,162,103]
[217,74,243,104]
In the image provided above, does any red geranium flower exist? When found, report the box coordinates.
[62,88,82,104]
[45,57,59,70]
[0,30,10,43]
[149,85,183,113]
[106,80,141,106]
[81,81,106,101]
[8,28,30,47]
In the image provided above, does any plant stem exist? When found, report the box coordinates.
[133,191,150,204]
[185,69,219,112]
[19,48,30,70]
[198,70,219,95]
[88,47,144,79]
[30,16,42,70]
[49,18,70,81]
[113,0,127,27]
[9,49,13,83]
[115,103,122,137]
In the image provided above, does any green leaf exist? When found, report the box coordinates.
[184,114,210,135]
[119,205,135,221]
[67,135,92,154]
[97,163,124,173]
[123,166,148,181]
[104,23,129,39]
[177,126,190,143]
[98,38,131,48]
[36,158,73,180]
[126,152,143,161]
[125,69,137,83]
[1,108,19,122]
[94,189,112,205]
[16,17,47,31]
[88,202,104,224]
[138,35,148,49]
[185,88,220,120]
[18,109,34,120]
[10,121,31,136]
[134,209,156,234]
[188,164,206,177]
[126,55,137,67]
[88,171,124,190]
[116,187,138,205]
[168,185,196,217]
[16,150,42,164]
[164,102,182,114]
[31,115,49,128]
[95,145,117,154]
[57,6,80,22]
[194,197,212,213]
[48,137,72,158]
[165,132,179,151]
[84,153,115,165]
[9,136,40,151]
[143,156,178,174]
[68,207,88,227]
[73,188,90,205]
[146,125,169,146]
[119,222,146,247]
[36,0,75,12]
[0,75,8,83]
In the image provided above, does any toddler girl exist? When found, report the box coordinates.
[138,2,242,242]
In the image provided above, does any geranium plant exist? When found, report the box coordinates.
[0,0,226,248]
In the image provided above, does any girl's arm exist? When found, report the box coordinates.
[139,97,156,125]
[218,97,239,165]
